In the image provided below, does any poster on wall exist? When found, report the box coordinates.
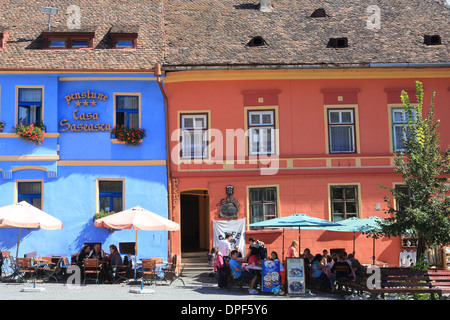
[261,259,281,293]
[212,218,246,256]
[286,258,306,295]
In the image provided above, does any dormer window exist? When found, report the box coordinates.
[328,37,348,48]
[42,27,95,49]
[248,36,267,47]
[311,8,328,17]
[424,34,442,45]
[110,25,138,49]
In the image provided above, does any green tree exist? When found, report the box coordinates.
[377,81,450,261]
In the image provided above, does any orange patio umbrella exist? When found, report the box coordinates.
[94,206,180,279]
[0,201,63,258]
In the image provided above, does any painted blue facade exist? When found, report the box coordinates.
[0,73,169,260]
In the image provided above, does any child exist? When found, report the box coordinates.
[213,247,227,288]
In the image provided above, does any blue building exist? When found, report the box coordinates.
[0,73,169,260]
[0,1,169,260]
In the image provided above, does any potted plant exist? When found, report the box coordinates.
[94,209,116,233]
[111,125,145,146]
[0,121,5,132]
[13,122,46,146]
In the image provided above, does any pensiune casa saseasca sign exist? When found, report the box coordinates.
[60,90,112,132]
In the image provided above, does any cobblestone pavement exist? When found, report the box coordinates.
[0,272,344,301]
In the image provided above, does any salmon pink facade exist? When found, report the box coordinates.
[165,69,450,266]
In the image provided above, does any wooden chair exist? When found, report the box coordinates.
[164,255,185,286]
[83,258,101,284]
[1,251,10,276]
[142,259,163,285]
[16,257,35,282]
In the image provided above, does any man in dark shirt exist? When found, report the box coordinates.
[331,252,354,281]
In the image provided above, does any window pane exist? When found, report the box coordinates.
[394,125,405,151]
[250,114,260,125]
[329,111,340,124]
[19,88,42,103]
[50,40,66,48]
[99,181,122,193]
[183,117,193,129]
[117,96,138,110]
[72,40,88,48]
[194,117,205,129]
[100,196,111,212]
[18,106,30,124]
[117,40,133,48]
[346,202,357,214]
[393,110,404,123]
[116,112,125,127]
[262,113,273,125]
[32,198,42,210]
[112,197,123,212]
[332,188,343,200]
[341,111,352,123]
[344,187,356,199]
[333,202,345,214]
[18,182,41,194]
[264,203,276,219]
[251,189,262,202]
[264,188,275,202]
[129,113,139,128]
[330,126,354,152]
[251,204,263,222]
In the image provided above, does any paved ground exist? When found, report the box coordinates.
[0,272,343,301]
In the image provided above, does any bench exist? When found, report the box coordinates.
[337,267,450,300]
[226,262,252,292]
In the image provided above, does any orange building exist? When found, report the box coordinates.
[162,0,450,266]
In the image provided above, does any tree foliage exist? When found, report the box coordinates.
[376,81,450,258]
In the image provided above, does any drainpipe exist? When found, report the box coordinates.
[154,63,174,261]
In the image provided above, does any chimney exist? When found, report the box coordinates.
[260,0,273,12]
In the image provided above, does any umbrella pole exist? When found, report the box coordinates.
[16,228,21,259]
[353,232,355,256]
[298,227,301,254]
[135,229,138,280]
[372,237,375,265]
[282,229,285,262]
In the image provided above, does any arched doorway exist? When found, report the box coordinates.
[180,189,210,252]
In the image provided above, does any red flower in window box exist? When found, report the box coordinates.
[111,125,145,146]
[13,122,46,146]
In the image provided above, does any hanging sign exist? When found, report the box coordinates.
[60,91,111,132]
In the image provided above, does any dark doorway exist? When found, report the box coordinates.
[180,190,210,252]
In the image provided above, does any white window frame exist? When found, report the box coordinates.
[248,110,275,156]
[392,108,418,152]
[180,114,208,159]
[328,109,355,153]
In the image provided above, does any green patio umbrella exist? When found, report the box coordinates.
[311,216,384,264]
[248,213,341,260]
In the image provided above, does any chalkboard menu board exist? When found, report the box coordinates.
[286,258,306,295]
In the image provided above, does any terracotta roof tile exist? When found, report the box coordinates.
[0,0,163,71]
[163,0,450,68]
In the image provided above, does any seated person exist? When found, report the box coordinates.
[88,244,108,260]
[229,250,259,294]
[106,244,123,283]
[331,251,355,282]
[74,245,91,267]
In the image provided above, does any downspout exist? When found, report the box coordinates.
[154,62,174,261]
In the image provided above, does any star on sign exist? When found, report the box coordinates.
[90,100,97,106]
[82,100,89,107]
[75,100,81,107]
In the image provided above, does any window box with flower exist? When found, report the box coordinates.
[0,121,5,132]
[13,122,46,146]
[93,209,116,233]
[111,125,145,146]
